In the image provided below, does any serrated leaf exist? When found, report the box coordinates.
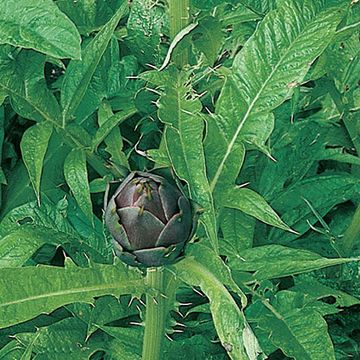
[0,47,62,125]
[73,36,130,124]
[0,197,111,264]
[162,334,229,360]
[64,150,93,227]
[61,2,128,123]
[208,0,345,196]
[17,317,100,360]
[97,102,130,169]
[93,106,136,151]
[192,16,223,65]
[68,295,139,338]
[0,262,144,329]
[0,223,109,268]
[158,69,218,250]
[1,197,77,237]
[267,310,334,359]
[0,227,55,268]
[0,0,81,59]
[269,174,360,243]
[20,122,53,204]
[291,277,360,308]
[255,118,330,200]
[230,244,359,281]
[221,187,293,232]
[246,290,336,360]
[172,243,249,360]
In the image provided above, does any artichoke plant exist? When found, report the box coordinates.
[105,172,197,267]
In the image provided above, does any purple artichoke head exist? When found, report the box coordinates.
[105,171,196,267]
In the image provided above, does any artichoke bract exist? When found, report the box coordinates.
[105,171,196,267]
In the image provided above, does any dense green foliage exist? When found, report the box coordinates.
[0,0,360,359]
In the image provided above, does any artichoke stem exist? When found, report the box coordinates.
[142,267,167,360]
[168,0,190,68]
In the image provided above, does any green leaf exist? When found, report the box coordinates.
[0,146,67,220]
[0,47,62,125]
[0,0,81,59]
[246,290,336,360]
[230,244,359,281]
[68,295,139,338]
[126,0,167,66]
[172,243,254,360]
[19,332,38,360]
[0,227,55,268]
[92,106,136,151]
[163,334,227,360]
[192,0,226,10]
[0,262,144,329]
[61,2,128,123]
[237,0,277,15]
[89,175,113,193]
[269,174,360,243]
[255,118,331,200]
[64,150,93,227]
[72,36,131,124]
[0,341,23,359]
[208,0,345,195]
[17,317,105,360]
[219,208,255,256]
[317,148,360,166]
[0,224,108,268]
[55,0,125,35]
[322,31,360,95]
[0,198,111,264]
[0,106,5,209]
[291,277,360,308]
[221,187,293,232]
[205,112,247,197]
[192,16,224,65]
[0,195,75,238]
[20,122,53,204]
[98,325,142,359]
[0,125,78,220]
[158,69,218,250]
[97,102,130,170]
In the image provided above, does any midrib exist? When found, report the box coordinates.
[209,8,326,193]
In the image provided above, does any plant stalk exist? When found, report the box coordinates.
[142,267,167,360]
[141,3,191,356]
[168,0,190,68]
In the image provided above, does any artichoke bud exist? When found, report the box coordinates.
[105,171,197,267]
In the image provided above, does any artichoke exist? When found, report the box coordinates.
[105,172,196,267]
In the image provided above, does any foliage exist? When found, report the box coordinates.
[0,0,360,359]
